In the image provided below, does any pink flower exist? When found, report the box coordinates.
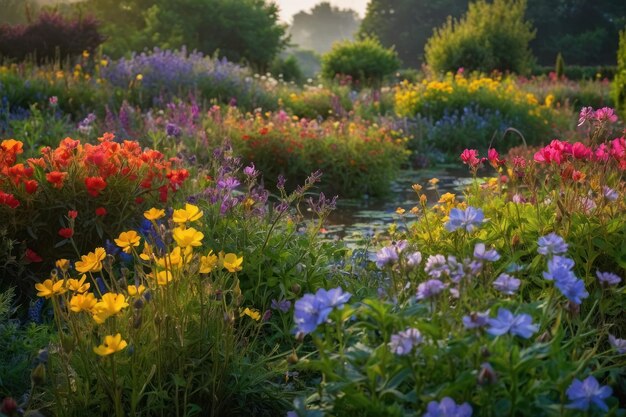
[578,107,594,126]
[571,142,591,160]
[594,107,618,123]
[487,148,503,167]
[460,149,480,168]
[594,144,610,162]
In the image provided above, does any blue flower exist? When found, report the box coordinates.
[416,279,446,300]
[566,376,612,412]
[492,273,521,295]
[473,243,500,262]
[487,308,538,339]
[423,397,472,417]
[555,276,589,305]
[596,271,621,286]
[424,254,449,278]
[445,207,484,232]
[462,310,490,329]
[293,287,351,335]
[608,335,626,354]
[375,241,407,269]
[389,328,423,355]
[537,233,568,256]
[602,186,619,201]
[543,256,575,282]
[271,298,291,313]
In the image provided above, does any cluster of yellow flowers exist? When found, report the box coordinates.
[34,203,247,356]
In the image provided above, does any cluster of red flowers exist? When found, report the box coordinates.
[0,133,190,209]
[533,138,626,169]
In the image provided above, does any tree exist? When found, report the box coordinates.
[0,0,37,25]
[88,0,287,70]
[359,0,468,68]
[289,2,360,54]
[424,0,535,74]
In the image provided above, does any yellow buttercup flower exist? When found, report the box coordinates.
[154,270,173,286]
[114,231,141,253]
[69,292,97,313]
[412,184,422,193]
[93,333,128,356]
[144,208,165,221]
[75,247,107,273]
[55,259,70,272]
[221,253,243,273]
[67,275,90,293]
[35,279,66,298]
[127,284,146,297]
[172,227,204,248]
[395,207,406,215]
[429,178,440,186]
[154,246,190,269]
[140,242,153,261]
[92,293,128,324]
[199,251,218,273]
[172,203,203,223]
[241,307,261,321]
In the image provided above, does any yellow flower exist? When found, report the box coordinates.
[127,284,146,297]
[241,307,261,321]
[35,279,66,298]
[144,208,165,221]
[93,333,128,356]
[410,206,420,215]
[199,251,218,273]
[82,50,90,58]
[75,247,107,273]
[154,270,173,286]
[114,231,141,253]
[429,178,440,186]
[140,242,153,261]
[154,246,187,269]
[69,292,97,313]
[412,184,422,193]
[55,259,70,272]
[172,203,203,223]
[136,74,143,81]
[395,207,406,215]
[221,252,243,273]
[67,275,90,293]
[438,193,456,204]
[92,293,129,324]
[172,227,204,248]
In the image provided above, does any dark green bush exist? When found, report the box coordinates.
[425,0,535,75]
[555,52,565,79]
[321,37,400,87]
[613,28,626,120]
[269,55,304,84]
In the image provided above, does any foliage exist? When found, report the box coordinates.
[0,12,105,64]
[526,0,626,66]
[358,0,468,68]
[202,107,409,198]
[519,74,613,110]
[531,65,617,81]
[288,114,626,416]
[321,37,400,87]
[0,0,36,25]
[269,55,304,84]
[90,0,287,70]
[289,2,361,54]
[555,53,565,80]
[424,0,535,75]
[394,72,556,152]
[614,29,626,121]
[0,135,190,292]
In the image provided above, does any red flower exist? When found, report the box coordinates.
[0,191,20,208]
[460,149,481,168]
[58,228,74,239]
[46,171,68,189]
[68,210,78,219]
[95,207,107,216]
[84,176,107,197]
[23,179,38,194]
[25,248,43,263]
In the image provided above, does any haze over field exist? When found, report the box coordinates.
[274,0,367,22]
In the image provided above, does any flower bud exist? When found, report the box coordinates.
[31,363,46,386]
[1,397,18,415]
[287,351,299,364]
[477,362,497,385]
[290,284,301,295]
[133,314,142,329]
[480,346,490,358]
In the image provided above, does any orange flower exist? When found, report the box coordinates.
[23,179,38,194]
[0,191,19,208]
[85,176,107,197]
[46,171,68,189]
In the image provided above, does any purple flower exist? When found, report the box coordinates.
[555,276,589,305]
[416,279,446,300]
[537,233,568,256]
[445,207,484,232]
[566,376,612,412]
[389,328,423,355]
[447,256,482,283]
[543,256,575,282]
[473,243,500,262]
[492,273,521,295]
[596,271,621,286]
[423,397,472,417]
[293,287,351,335]
[609,335,626,354]
[165,122,182,138]
[375,241,407,269]
[487,308,538,339]
[277,175,286,190]
[217,177,240,190]
[578,106,594,126]
[602,186,619,201]
[462,310,490,329]
[271,298,291,313]
[424,254,449,278]
[243,163,258,178]
[407,251,423,267]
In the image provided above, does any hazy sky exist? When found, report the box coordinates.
[274,0,369,23]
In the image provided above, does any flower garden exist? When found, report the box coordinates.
[1,3,626,417]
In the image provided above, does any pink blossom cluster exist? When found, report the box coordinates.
[533,138,626,169]
[578,106,619,127]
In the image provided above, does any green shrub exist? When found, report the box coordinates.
[269,55,304,84]
[613,28,626,120]
[425,0,536,75]
[555,52,565,79]
[321,37,400,87]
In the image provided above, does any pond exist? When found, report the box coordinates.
[319,166,473,246]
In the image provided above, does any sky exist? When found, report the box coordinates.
[273,0,369,23]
